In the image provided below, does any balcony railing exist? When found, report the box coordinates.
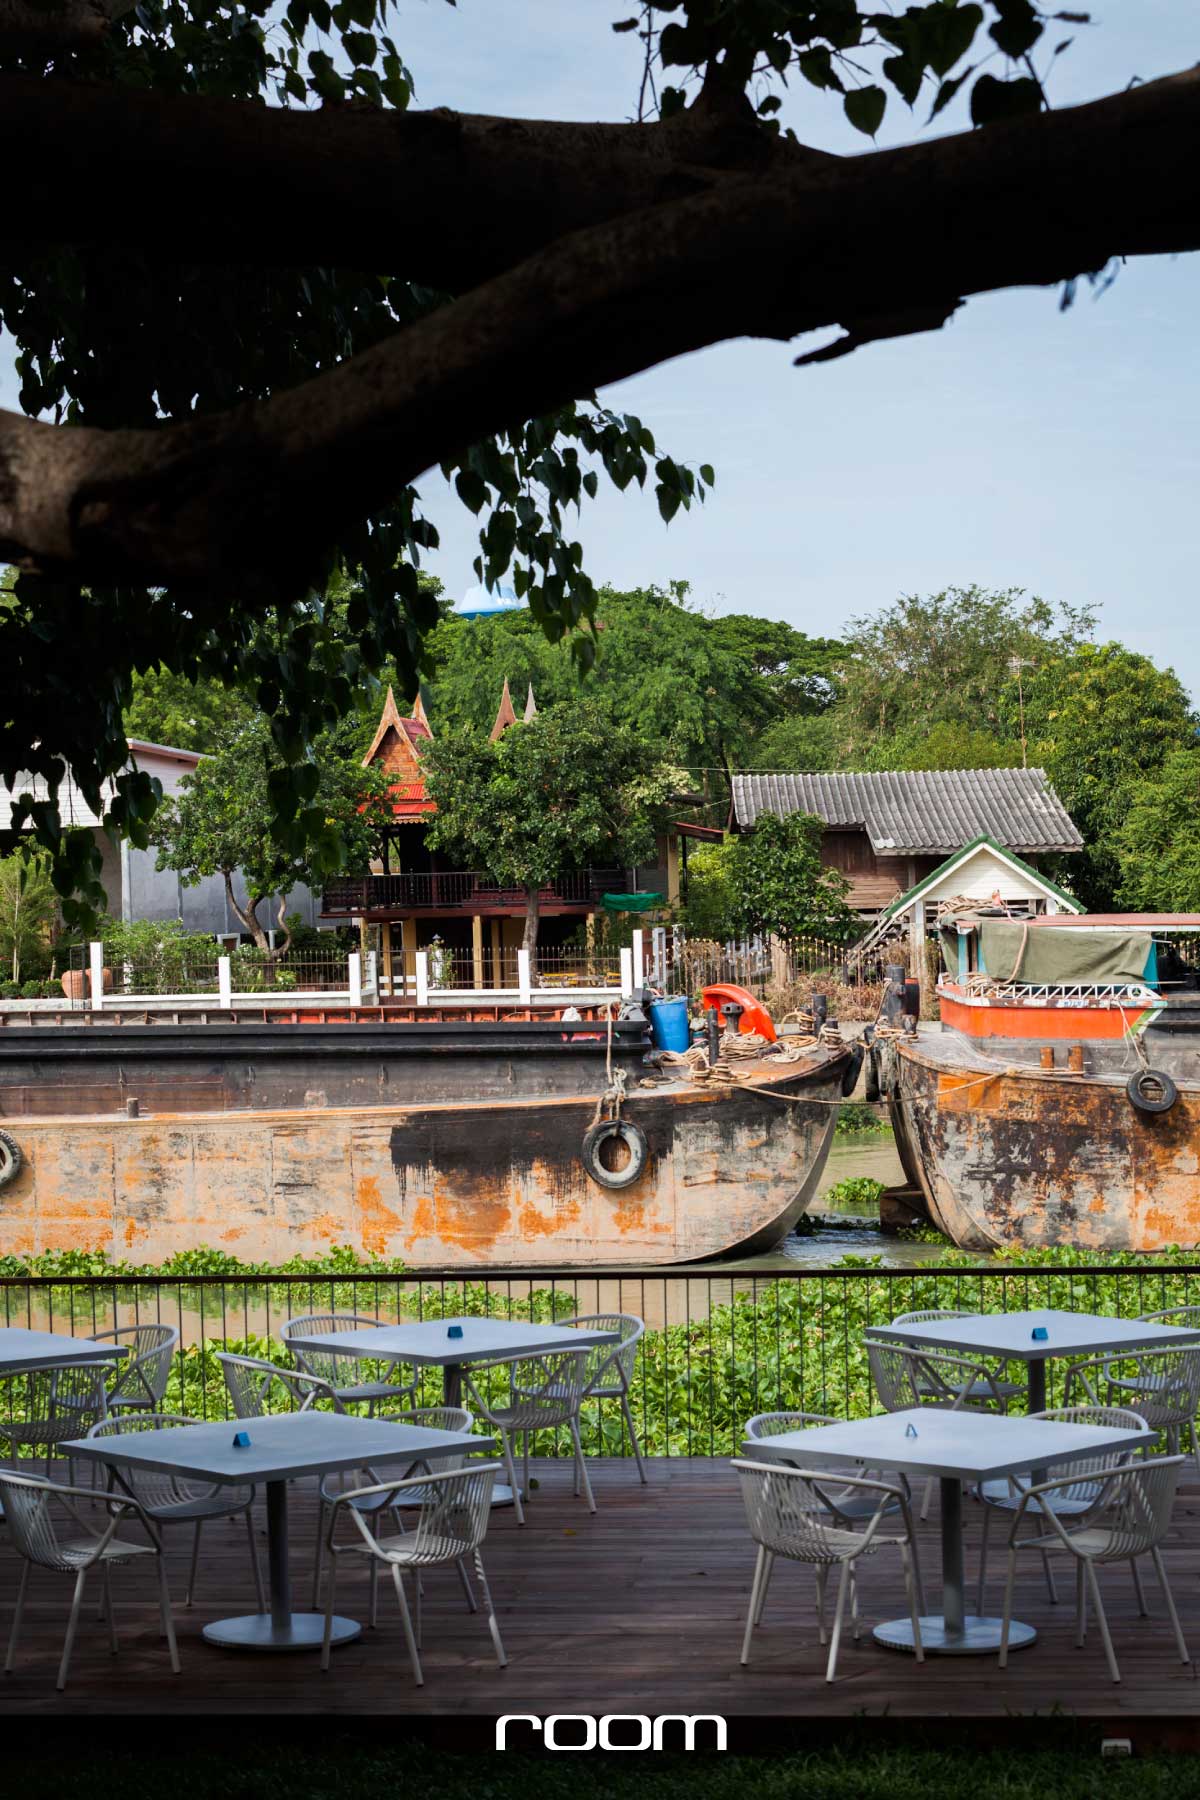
[321,869,622,916]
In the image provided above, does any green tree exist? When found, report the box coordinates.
[1014,643,1198,908]
[859,720,1021,772]
[124,668,257,755]
[0,848,57,984]
[1113,750,1200,913]
[423,706,681,960]
[748,713,840,772]
[680,839,738,942]
[727,812,856,945]
[153,719,388,966]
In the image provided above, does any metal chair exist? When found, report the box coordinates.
[0,1362,110,1482]
[733,1459,924,1684]
[1102,1311,1200,1476]
[889,1310,1023,1407]
[282,1313,417,1413]
[868,1336,1013,1517]
[539,1313,648,1484]
[463,1349,593,1526]
[1065,1344,1200,1477]
[0,1468,179,1690]
[90,1324,178,1415]
[999,1455,1191,1683]
[320,1463,506,1684]
[216,1351,343,1418]
[88,1412,265,1613]
[975,1404,1149,1613]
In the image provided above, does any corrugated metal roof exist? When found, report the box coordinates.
[730,769,1082,854]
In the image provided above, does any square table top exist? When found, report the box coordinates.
[863,1308,1200,1364]
[742,1407,1148,1483]
[285,1316,619,1368]
[0,1327,127,1377]
[62,1410,492,1486]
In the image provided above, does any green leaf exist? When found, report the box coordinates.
[969,72,1042,125]
[656,484,681,524]
[988,0,1042,59]
[928,66,973,121]
[844,85,886,137]
[699,463,715,486]
[611,16,638,30]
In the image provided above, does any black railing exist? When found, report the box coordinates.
[321,869,621,915]
[2,1263,1197,1460]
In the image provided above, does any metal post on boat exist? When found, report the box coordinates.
[706,1007,721,1066]
[882,964,906,1027]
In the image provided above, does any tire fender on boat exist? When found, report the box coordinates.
[0,1128,22,1188]
[581,1117,649,1190]
[1126,1068,1179,1116]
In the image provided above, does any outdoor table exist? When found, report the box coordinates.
[286,1315,619,1508]
[0,1326,127,1377]
[744,1406,1146,1656]
[62,1409,491,1653]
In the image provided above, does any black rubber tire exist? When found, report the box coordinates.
[0,1128,22,1189]
[841,1045,865,1098]
[1126,1068,1179,1115]
[863,1047,881,1104]
[581,1117,649,1190]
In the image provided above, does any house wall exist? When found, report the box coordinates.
[919,845,1058,909]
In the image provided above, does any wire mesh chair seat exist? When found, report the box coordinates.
[282,1313,418,1412]
[87,1412,265,1613]
[463,1349,593,1526]
[1065,1344,1200,1477]
[888,1310,1023,1406]
[90,1324,178,1414]
[999,1454,1191,1683]
[514,1314,648,1485]
[733,1459,924,1684]
[744,1411,917,1529]
[321,1463,506,1684]
[0,1361,111,1480]
[216,1351,344,1419]
[0,1468,180,1690]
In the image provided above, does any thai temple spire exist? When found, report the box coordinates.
[411,691,432,735]
[489,677,519,742]
[523,683,538,722]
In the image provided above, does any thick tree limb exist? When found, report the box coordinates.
[0,66,1198,593]
[0,0,134,54]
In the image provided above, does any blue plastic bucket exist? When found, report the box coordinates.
[648,996,691,1053]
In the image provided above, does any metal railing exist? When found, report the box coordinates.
[322,869,621,916]
[3,1263,1197,1461]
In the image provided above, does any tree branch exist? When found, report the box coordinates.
[1,66,1197,593]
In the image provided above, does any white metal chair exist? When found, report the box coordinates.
[0,1361,110,1482]
[282,1313,417,1413]
[0,1468,179,1690]
[463,1349,593,1525]
[1065,1343,1200,1476]
[541,1313,648,1484]
[999,1454,1191,1683]
[88,1412,265,1612]
[975,1404,1149,1613]
[889,1309,1023,1407]
[1097,1311,1200,1476]
[90,1324,179,1414]
[216,1351,343,1418]
[320,1463,506,1684]
[868,1336,1012,1517]
[732,1459,924,1684]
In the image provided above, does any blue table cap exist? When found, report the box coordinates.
[232,1430,251,1449]
[904,1422,918,1438]
[1031,1327,1049,1342]
[447,1324,464,1340]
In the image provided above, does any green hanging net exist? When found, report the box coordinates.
[601,892,664,913]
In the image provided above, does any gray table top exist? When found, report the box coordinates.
[0,1327,126,1376]
[742,1407,1149,1482]
[863,1308,1200,1364]
[286,1316,619,1368]
[62,1411,493,1485]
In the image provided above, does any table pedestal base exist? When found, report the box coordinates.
[874,1615,1037,1656]
[202,1612,361,1652]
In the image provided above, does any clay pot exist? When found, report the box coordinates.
[60,967,114,1001]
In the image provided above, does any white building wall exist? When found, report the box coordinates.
[920,846,1056,908]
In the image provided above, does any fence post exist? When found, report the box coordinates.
[631,927,644,987]
[619,947,634,999]
[365,949,378,1001]
[348,952,362,1008]
[415,950,430,1008]
[88,941,105,1010]
[218,956,232,1010]
[651,926,667,986]
[517,948,532,1004]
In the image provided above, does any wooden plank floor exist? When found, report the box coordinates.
[1,1458,1198,1718]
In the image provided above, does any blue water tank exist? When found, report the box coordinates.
[649,996,691,1054]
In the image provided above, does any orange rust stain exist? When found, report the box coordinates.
[1088,1196,1106,1213]
[516,1195,582,1238]
[357,1175,403,1257]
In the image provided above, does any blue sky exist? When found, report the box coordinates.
[3,4,1196,693]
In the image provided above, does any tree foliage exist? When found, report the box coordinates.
[726,811,856,944]
[1113,751,1200,915]
[0,846,56,984]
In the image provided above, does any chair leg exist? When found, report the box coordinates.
[369,1558,379,1630]
[825,1560,851,1684]
[1085,1560,1120,1684]
[849,1566,861,1642]
[815,1564,828,1646]
[919,1475,935,1523]
[5,1559,30,1674]
[524,1432,531,1500]
[741,1545,765,1665]
[57,1569,88,1692]
[620,1392,648,1484]
[456,1556,478,1613]
[976,1504,991,1616]
[998,1548,1017,1669]
[568,1418,596,1514]
[498,1428,524,1527]
[156,1557,180,1675]
[321,1555,338,1671]
[1189,1419,1200,1482]
[311,1500,326,1611]
[1075,1559,1087,1646]
[1131,1556,1148,1617]
[392,1564,424,1686]
[1040,1549,1059,1606]
[102,1565,119,1656]
[754,1550,775,1628]
[185,1518,203,1609]
[473,1547,507,1669]
[900,1542,924,1663]
[245,1507,266,1612]
[1150,1547,1191,1666]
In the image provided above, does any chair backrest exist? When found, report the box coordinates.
[733,1460,894,1561]
[555,1314,644,1393]
[466,1349,591,1428]
[1140,1306,1200,1330]
[745,1411,837,1441]
[867,1339,928,1412]
[890,1309,977,1327]
[217,1352,339,1419]
[95,1324,179,1406]
[388,1406,475,1474]
[1073,1455,1185,1560]
[281,1313,392,1387]
[1028,1404,1149,1500]
[1112,1345,1200,1428]
[6,1362,111,1442]
[87,1411,217,1507]
[340,1464,500,1564]
[0,1471,83,1571]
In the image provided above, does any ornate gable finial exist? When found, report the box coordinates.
[411,691,432,735]
[489,677,519,741]
[523,683,538,722]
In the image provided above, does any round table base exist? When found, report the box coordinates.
[202,1611,361,1652]
[874,1614,1037,1656]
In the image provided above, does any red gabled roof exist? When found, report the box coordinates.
[364,686,436,820]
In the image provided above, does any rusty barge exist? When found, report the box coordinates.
[0,1005,853,1267]
[872,914,1200,1254]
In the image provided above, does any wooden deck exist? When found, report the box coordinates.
[2,1458,1198,1722]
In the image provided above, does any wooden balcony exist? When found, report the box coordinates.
[320,868,621,918]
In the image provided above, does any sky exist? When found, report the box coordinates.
[3,3,1197,692]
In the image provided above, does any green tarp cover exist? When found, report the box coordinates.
[976,920,1153,985]
[601,892,664,913]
